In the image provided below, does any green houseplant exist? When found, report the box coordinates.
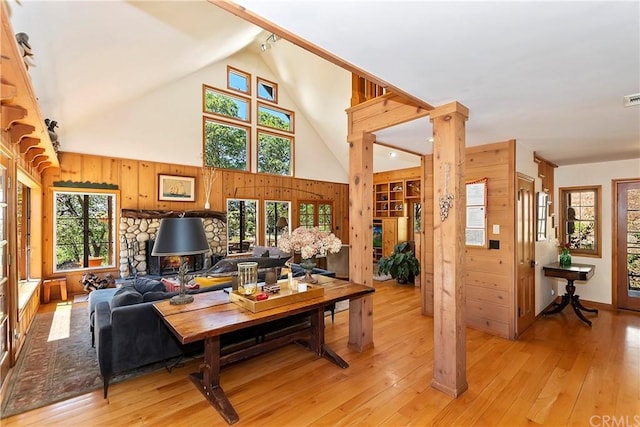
[377,242,420,284]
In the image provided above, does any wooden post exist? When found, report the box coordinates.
[430,101,469,397]
[347,131,374,351]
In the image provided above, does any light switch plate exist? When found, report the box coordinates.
[493,224,500,234]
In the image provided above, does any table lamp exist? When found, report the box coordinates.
[152,217,209,305]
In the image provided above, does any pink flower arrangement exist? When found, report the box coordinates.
[558,242,571,254]
[277,226,342,260]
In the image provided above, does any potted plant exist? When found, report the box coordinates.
[377,242,420,284]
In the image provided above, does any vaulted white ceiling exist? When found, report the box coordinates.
[7,0,639,174]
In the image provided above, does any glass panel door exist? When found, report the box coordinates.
[616,180,640,311]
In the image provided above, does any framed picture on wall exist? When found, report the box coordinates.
[158,174,195,202]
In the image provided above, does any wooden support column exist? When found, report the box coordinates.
[430,101,469,398]
[347,131,374,352]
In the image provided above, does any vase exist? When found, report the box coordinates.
[559,251,571,267]
[299,257,318,284]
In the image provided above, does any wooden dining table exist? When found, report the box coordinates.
[153,276,374,425]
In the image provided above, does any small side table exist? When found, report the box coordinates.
[542,262,597,326]
[43,278,68,303]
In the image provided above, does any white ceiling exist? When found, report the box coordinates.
[236,0,640,167]
[7,0,639,173]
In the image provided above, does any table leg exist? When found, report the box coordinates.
[310,307,349,369]
[189,336,239,425]
[570,294,599,327]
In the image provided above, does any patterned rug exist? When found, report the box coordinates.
[0,304,168,419]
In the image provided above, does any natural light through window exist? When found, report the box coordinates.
[48,303,72,341]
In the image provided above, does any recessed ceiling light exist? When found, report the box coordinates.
[427,137,434,143]
[389,152,397,158]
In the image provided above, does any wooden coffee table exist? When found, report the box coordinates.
[153,276,374,425]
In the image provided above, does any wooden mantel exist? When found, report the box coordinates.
[121,209,226,221]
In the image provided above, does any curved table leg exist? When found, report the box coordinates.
[542,294,570,315]
[575,298,599,314]
[570,300,592,327]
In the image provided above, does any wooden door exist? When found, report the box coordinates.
[516,174,536,335]
[615,179,640,311]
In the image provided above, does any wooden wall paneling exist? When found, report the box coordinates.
[220,171,235,201]
[466,284,510,308]
[58,152,82,182]
[137,161,156,210]
[120,159,139,209]
[101,156,119,185]
[80,155,102,184]
[463,140,516,339]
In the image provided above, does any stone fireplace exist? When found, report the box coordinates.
[119,209,226,278]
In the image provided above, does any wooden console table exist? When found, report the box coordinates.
[542,262,598,326]
[154,276,374,425]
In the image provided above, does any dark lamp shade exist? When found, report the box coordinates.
[151,217,209,256]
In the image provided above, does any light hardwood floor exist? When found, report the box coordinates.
[3,280,639,426]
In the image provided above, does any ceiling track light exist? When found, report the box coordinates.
[260,33,279,52]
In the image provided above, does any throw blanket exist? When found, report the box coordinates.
[160,278,199,292]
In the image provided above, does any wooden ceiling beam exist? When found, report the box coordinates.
[346,92,431,142]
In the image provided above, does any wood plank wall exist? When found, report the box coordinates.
[412,141,516,338]
[41,152,350,295]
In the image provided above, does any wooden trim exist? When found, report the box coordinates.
[226,65,251,95]
[347,92,432,141]
[256,76,278,104]
[558,185,603,258]
[202,84,252,123]
[257,101,294,134]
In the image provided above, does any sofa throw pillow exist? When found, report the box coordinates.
[134,277,165,294]
[111,287,143,307]
[161,277,200,292]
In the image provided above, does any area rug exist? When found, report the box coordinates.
[0,304,169,419]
